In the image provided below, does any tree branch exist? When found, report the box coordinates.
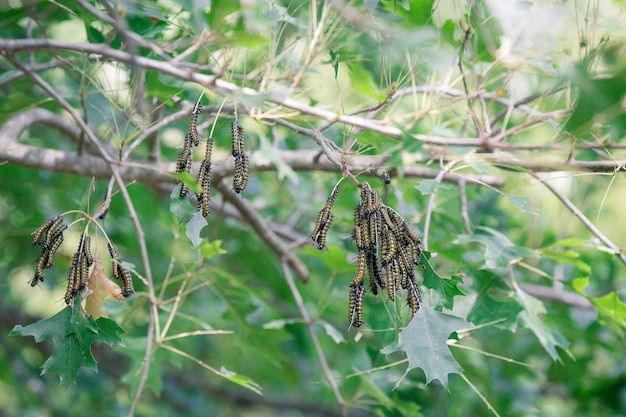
[214,178,310,283]
[0,109,507,187]
[532,172,626,266]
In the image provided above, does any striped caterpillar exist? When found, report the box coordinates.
[63,233,93,304]
[232,153,249,194]
[30,216,66,286]
[349,282,365,328]
[196,136,214,217]
[196,159,212,217]
[107,242,134,298]
[370,168,391,184]
[175,134,194,197]
[311,185,340,250]
[231,120,244,157]
[189,99,202,147]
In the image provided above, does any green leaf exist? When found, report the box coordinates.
[382,0,435,27]
[10,305,125,386]
[566,63,626,138]
[572,277,626,337]
[146,71,185,102]
[348,63,386,100]
[318,321,345,344]
[169,184,197,224]
[381,306,469,389]
[258,134,299,184]
[504,195,539,215]
[592,292,626,337]
[199,239,227,259]
[454,227,539,271]
[415,179,452,195]
[420,251,464,310]
[186,211,208,247]
[514,286,570,362]
[468,271,522,330]
[121,336,164,396]
[219,366,263,395]
[329,48,339,80]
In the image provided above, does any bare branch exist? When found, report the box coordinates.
[532,172,626,266]
[214,178,310,283]
[0,109,507,187]
[520,283,592,308]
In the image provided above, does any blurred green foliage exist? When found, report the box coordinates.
[1,1,625,417]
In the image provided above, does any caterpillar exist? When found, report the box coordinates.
[240,152,249,191]
[30,254,47,286]
[175,134,194,197]
[233,153,249,194]
[108,242,121,280]
[349,282,364,328]
[370,168,391,184]
[325,185,339,211]
[43,234,64,269]
[65,251,81,303]
[197,159,212,217]
[385,262,396,301]
[381,230,397,265]
[107,241,134,297]
[406,280,422,316]
[312,207,331,240]
[231,120,245,157]
[352,251,367,287]
[410,240,422,265]
[78,251,89,290]
[317,213,333,250]
[32,216,57,246]
[310,185,341,250]
[121,268,134,297]
[65,263,77,304]
[352,223,364,252]
[189,99,202,147]
[43,217,64,248]
[81,234,93,266]
[366,253,380,295]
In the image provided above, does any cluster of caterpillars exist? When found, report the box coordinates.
[174,97,250,217]
[30,215,135,304]
[231,120,249,194]
[311,184,338,250]
[311,179,423,328]
[107,242,135,297]
[175,99,203,198]
[65,233,94,304]
[30,216,67,286]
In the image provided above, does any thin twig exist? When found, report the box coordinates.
[532,172,626,265]
[280,261,347,414]
[458,179,472,234]
[423,159,459,250]
[459,373,502,417]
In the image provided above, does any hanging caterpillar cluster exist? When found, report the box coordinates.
[65,233,94,304]
[29,216,134,304]
[175,98,204,197]
[231,120,249,194]
[311,181,423,328]
[175,97,252,215]
[30,216,67,286]
[107,242,135,297]
[311,184,339,250]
